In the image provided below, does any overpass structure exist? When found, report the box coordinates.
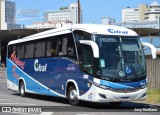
[0,28,160,66]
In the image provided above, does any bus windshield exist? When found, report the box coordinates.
[94,35,146,81]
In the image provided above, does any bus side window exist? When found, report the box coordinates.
[46,39,57,57]
[17,44,24,59]
[57,35,76,59]
[79,44,94,75]
[8,45,12,58]
[10,45,17,58]
[25,43,34,59]
[67,36,76,59]
[57,37,68,56]
[35,41,45,58]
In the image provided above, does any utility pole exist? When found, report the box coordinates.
[78,0,81,24]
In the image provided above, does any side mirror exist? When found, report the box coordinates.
[79,40,99,58]
[142,42,157,59]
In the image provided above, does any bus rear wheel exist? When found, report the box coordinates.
[19,81,26,97]
[68,86,79,105]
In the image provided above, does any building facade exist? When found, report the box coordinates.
[0,0,21,30]
[26,21,72,29]
[114,19,160,29]
[0,0,7,30]
[44,3,82,24]
[108,1,160,29]
[102,17,115,25]
[5,0,15,23]
[122,1,160,22]
[5,0,21,30]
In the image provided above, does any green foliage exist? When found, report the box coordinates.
[145,89,160,104]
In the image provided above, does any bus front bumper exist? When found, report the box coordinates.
[93,86,147,103]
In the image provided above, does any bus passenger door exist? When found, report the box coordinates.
[78,44,95,100]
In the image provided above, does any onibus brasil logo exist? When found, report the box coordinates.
[34,59,47,72]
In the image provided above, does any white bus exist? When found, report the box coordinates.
[7,24,156,105]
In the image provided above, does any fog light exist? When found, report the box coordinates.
[142,93,146,98]
[99,93,107,99]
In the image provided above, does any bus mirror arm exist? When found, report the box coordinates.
[142,42,157,59]
[79,40,99,58]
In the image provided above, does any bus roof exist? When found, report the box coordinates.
[8,24,138,45]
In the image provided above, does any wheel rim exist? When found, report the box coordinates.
[70,89,77,101]
[20,84,24,95]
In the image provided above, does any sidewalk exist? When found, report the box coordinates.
[0,67,6,77]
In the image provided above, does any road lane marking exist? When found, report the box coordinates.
[0,103,35,105]
[40,112,53,115]
[12,113,39,115]
[76,114,95,115]
[0,99,11,100]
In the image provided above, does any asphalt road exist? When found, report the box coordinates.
[0,68,160,115]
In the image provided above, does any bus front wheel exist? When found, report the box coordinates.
[68,86,79,105]
[19,81,26,97]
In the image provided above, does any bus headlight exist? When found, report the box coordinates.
[99,85,110,90]
[89,80,110,90]
[141,84,147,89]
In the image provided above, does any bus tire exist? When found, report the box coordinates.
[19,81,26,97]
[67,86,79,105]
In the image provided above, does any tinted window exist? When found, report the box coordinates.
[46,38,57,57]
[35,41,45,58]
[79,45,94,75]
[8,45,12,58]
[25,43,34,58]
[17,44,24,59]
[57,34,76,59]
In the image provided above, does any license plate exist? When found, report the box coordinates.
[121,97,130,102]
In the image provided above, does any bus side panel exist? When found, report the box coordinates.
[7,58,62,97]
[22,57,95,100]
[7,56,95,100]
[7,58,19,91]
[55,58,95,101]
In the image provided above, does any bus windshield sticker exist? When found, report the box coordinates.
[100,38,117,42]
[119,71,125,77]
[100,59,105,67]
[83,75,88,79]
[125,66,132,74]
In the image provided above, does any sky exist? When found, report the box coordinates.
[12,0,159,25]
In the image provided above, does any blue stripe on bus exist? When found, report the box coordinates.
[7,57,93,97]
[100,79,146,89]
[7,58,60,97]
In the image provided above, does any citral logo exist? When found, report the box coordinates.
[140,81,146,86]
[108,29,128,34]
[34,59,47,72]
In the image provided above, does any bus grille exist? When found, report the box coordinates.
[109,88,141,93]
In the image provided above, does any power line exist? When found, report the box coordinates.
[39,0,67,11]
